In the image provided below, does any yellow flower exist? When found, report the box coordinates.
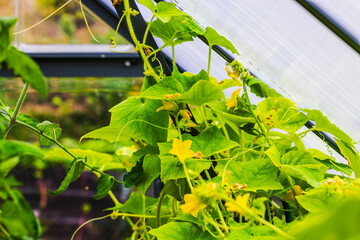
[225,193,250,215]
[156,100,176,112]
[283,185,303,201]
[225,65,242,86]
[180,194,206,217]
[226,88,241,111]
[112,0,122,6]
[169,138,195,163]
[179,109,192,120]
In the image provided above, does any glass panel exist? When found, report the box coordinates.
[0,0,132,53]
[165,0,360,151]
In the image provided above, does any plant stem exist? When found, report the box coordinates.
[242,79,267,136]
[216,204,229,233]
[0,224,10,238]
[124,0,160,82]
[207,45,212,75]
[4,82,30,139]
[216,112,229,140]
[223,195,294,239]
[172,43,176,68]
[108,190,120,206]
[142,15,155,44]
[286,175,303,219]
[182,162,194,192]
[239,129,246,162]
[156,192,166,227]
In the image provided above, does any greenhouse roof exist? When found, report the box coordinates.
[2,0,360,156]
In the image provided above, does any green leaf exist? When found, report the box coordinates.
[109,97,168,145]
[109,192,158,214]
[303,109,355,146]
[203,27,239,55]
[80,126,131,143]
[44,148,124,172]
[216,158,283,192]
[265,145,281,167]
[280,151,327,187]
[36,120,62,146]
[0,156,19,178]
[182,126,238,157]
[136,0,155,12]
[0,17,17,62]
[247,77,281,98]
[5,46,47,99]
[0,190,42,238]
[162,178,190,201]
[296,187,342,213]
[256,97,309,132]
[149,221,213,240]
[335,138,360,177]
[173,80,225,105]
[141,69,209,100]
[136,154,161,194]
[123,158,144,188]
[159,155,211,181]
[0,140,43,160]
[155,2,188,23]
[290,197,360,240]
[94,174,117,200]
[208,101,255,126]
[49,158,85,195]
[308,148,353,176]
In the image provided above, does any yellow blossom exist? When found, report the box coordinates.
[156,100,176,112]
[283,185,303,201]
[226,88,241,111]
[225,193,250,215]
[180,109,192,120]
[225,65,242,86]
[180,194,206,217]
[169,138,195,163]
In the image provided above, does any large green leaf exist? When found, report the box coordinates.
[296,187,342,213]
[162,178,190,201]
[36,121,62,146]
[247,77,281,98]
[44,148,124,172]
[109,192,158,214]
[109,97,168,145]
[136,154,161,194]
[149,221,213,240]
[290,197,360,240]
[182,126,238,157]
[49,158,85,195]
[136,0,155,12]
[0,190,42,239]
[93,174,117,200]
[203,27,239,55]
[0,156,19,178]
[280,151,327,187]
[216,158,283,192]
[154,2,188,22]
[0,17,17,62]
[159,155,211,181]
[208,101,255,126]
[256,97,308,132]
[80,126,131,143]
[335,138,360,177]
[173,80,225,105]
[5,46,47,99]
[0,140,43,160]
[303,109,355,146]
[123,158,144,188]
[141,69,209,100]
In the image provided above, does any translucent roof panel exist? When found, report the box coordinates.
[310,0,360,44]
[164,0,360,150]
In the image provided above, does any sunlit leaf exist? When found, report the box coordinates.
[0,17,17,62]
[155,2,187,23]
[36,121,62,146]
[203,27,239,55]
